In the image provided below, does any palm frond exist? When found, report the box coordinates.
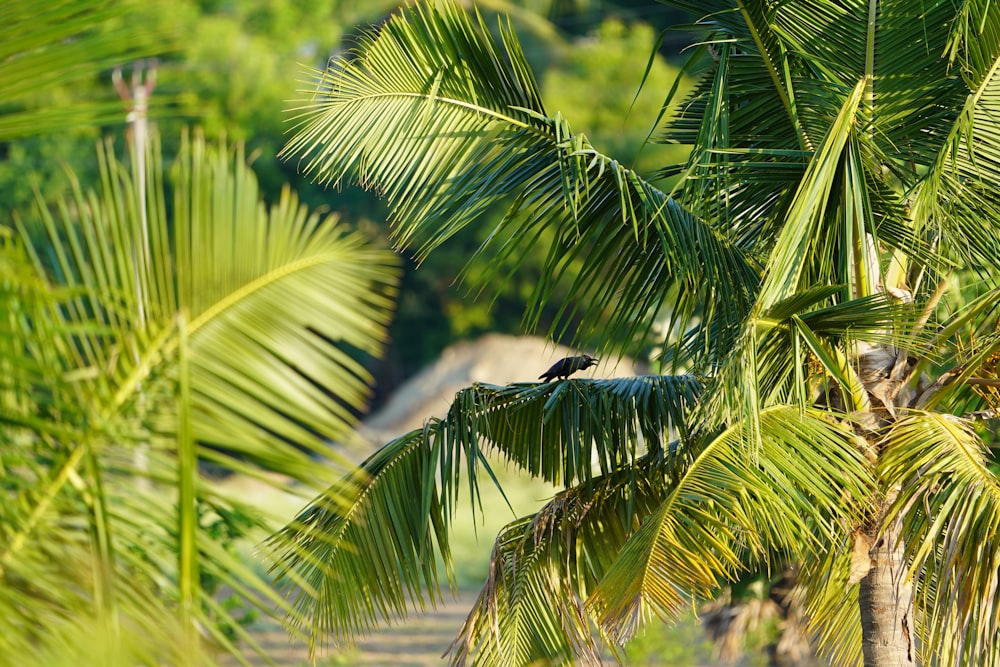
[0,233,88,440]
[2,128,398,664]
[0,0,170,141]
[173,136,399,468]
[265,374,700,658]
[465,376,701,486]
[732,0,808,148]
[448,458,669,666]
[946,0,1000,90]
[266,428,455,657]
[913,285,1000,413]
[706,290,924,440]
[662,41,807,254]
[756,79,867,309]
[282,0,759,361]
[19,130,399,480]
[588,405,872,644]
[449,517,598,666]
[794,539,864,667]
[911,3,1000,274]
[772,0,964,162]
[661,0,804,144]
[664,1,955,292]
[881,411,1000,666]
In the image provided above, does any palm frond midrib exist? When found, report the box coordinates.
[291,87,538,128]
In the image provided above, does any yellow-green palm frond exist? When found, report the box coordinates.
[18,130,398,479]
[588,406,872,645]
[0,0,171,141]
[704,288,925,449]
[795,542,864,667]
[2,127,398,664]
[914,285,1000,414]
[448,458,669,666]
[881,411,1000,667]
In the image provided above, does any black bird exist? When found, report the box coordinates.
[538,354,599,382]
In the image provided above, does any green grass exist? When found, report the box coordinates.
[623,612,717,666]
[441,458,558,587]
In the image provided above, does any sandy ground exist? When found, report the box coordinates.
[222,591,476,666]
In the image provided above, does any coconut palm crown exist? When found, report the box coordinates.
[267,1,1000,665]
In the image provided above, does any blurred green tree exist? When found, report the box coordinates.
[1,1,398,664]
[2,127,398,666]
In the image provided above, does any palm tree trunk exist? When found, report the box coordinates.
[858,498,915,666]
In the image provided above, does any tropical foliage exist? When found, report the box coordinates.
[267,1,1000,665]
[0,0,169,141]
[2,0,691,384]
[1,3,399,662]
[1,127,398,665]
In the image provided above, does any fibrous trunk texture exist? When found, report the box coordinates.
[858,506,915,666]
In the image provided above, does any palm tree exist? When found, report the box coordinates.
[1,128,398,665]
[266,1,1000,665]
[3,4,399,664]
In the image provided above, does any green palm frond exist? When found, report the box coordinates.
[772,0,964,156]
[881,411,1000,666]
[912,285,1000,413]
[756,79,867,308]
[946,0,1000,90]
[662,2,824,228]
[173,138,398,468]
[19,130,398,479]
[916,56,1000,273]
[731,0,810,148]
[464,376,701,485]
[267,428,455,656]
[455,517,594,666]
[448,459,670,666]
[588,405,872,644]
[663,0,804,140]
[450,518,601,666]
[0,510,193,667]
[0,233,87,439]
[2,128,398,664]
[662,41,809,252]
[665,0,965,293]
[677,0,968,171]
[794,542,864,667]
[265,374,699,659]
[707,290,923,436]
[282,0,759,361]
[923,332,1000,416]
[108,445,311,657]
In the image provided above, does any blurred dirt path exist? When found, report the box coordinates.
[221,591,474,666]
